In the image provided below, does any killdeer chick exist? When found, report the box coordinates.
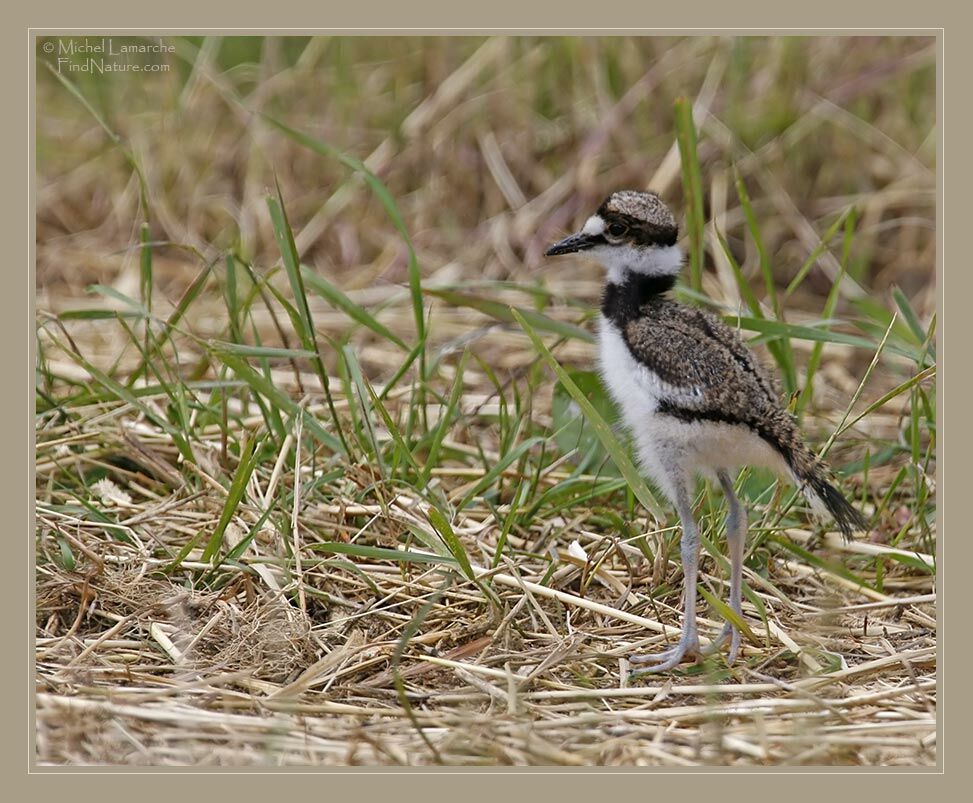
[545,190,868,672]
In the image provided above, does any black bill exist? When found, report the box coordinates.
[545,231,602,256]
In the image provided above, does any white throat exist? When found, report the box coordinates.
[597,243,684,285]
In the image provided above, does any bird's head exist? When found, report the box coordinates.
[545,190,683,284]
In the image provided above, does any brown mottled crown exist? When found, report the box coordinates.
[597,190,678,247]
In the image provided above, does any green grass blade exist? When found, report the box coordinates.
[85,284,147,316]
[796,263,847,417]
[734,172,796,393]
[317,558,381,595]
[674,97,705,294]
[139,223,153,316]
[341,343,385,473]
[732,314,918,361]
[128,259,215,387]
[784,208,854,299]
[53,340,193,463]
[210,347,342,453]
[201,434,262,562]
[215,501,278,569]
[426,506,501,608]
[715,229,763,314]
[891,285,932,348]
[310,542,458,566]
[420,350,468,485]
[770,534,877,593]
[377,340,424,402]
[838,366,934,439]
[261,114,426,364]
[425,506,476,583]
[425,288,594,343]
[267,183,351,456]
[57,309,141,321]
[209,342,320,360]
[301,265,407,350]
[698,585,759,644]
[224,253,243,344]
[715,229,792,381]
[735,173,776,310]
[363,380,424,477]
[454,435,547,512]
[265,190,319,347]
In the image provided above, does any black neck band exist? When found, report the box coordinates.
[601,272,676,326]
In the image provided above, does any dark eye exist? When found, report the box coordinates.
[607,222,628,237]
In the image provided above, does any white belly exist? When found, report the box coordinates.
[597,316,788,500]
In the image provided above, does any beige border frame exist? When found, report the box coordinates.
[10,5,954,793]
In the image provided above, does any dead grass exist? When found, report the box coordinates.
[35,35,936,767]
[35,493,935,766]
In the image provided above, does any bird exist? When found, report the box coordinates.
[545,189,868,673]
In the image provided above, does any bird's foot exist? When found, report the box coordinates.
[629,631,701,674]
[700,623,742,665]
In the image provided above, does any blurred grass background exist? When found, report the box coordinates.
[37,36,934,303]
[35,35,937,766]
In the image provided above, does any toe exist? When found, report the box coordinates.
[628,633,700,673]
[629,645,680,665]
[727,630,742,665]
[701,624,732,656]
[630,651,687,675]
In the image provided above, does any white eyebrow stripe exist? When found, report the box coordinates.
[581,215,605,235]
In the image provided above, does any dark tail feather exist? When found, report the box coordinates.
[780,432,869,538]
[760,410,869,537]
[804,474,869,539]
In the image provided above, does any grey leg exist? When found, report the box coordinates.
[702,470,747,664]
[630,479,702,673]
